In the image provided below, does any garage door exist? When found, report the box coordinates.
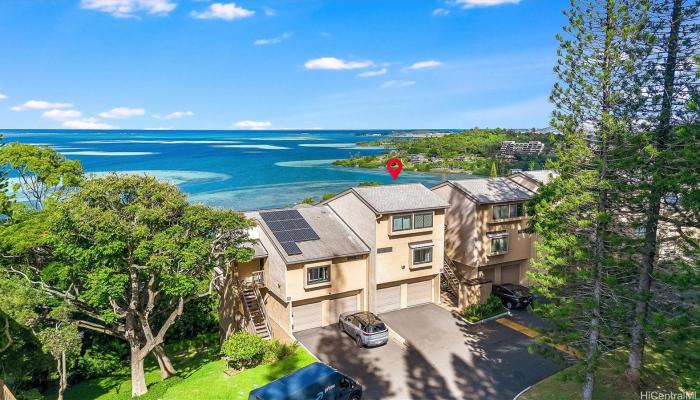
[501,264,520,284]
[292,301,322,332]
[407,280,432,307]
[330,294,358,323]
[376,285,401,314]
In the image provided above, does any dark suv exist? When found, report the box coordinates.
[492,284,534,309]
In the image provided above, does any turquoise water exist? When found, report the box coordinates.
[1,130,473,210]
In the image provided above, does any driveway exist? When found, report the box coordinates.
[296,304,565,400]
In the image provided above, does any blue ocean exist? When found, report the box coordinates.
[1,129,474,210]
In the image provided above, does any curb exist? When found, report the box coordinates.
[386,325,409,348]
[458,311,512,326]
[513,385,532,400]
[292,335,320,361]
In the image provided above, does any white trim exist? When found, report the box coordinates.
[409,240,434,249]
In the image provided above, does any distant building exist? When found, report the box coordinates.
[499,141,545,156]
[408,154,427,163]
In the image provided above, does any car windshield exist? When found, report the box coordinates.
[365,323,387,333]
[504,285,529,296]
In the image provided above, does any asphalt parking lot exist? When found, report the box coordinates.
[295,304,565,400]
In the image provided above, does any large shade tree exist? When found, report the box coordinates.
[4,174,254,397]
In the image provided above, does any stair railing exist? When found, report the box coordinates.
[252,283,272,339]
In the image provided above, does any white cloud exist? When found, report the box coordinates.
[0,93,7,100]
[406,60,442,70]
[254,32,292,46]
[381,80,416,89]
[432,8,450,16]
[304,57,373,70]
[263,7,276,16]
[153,111,194,120]
[358,68,387,78]
[99,107,146,119]
[234,120,272,130]
[62,118,117,130]
[191,3,255,20]
[41,109,83,121]
[81,0,176,17]
[11,100,74,111]
[455,0,521,8]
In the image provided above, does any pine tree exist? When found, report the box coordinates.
[489,161,498,177]
[624,0,700,389]
[530,1,648,398]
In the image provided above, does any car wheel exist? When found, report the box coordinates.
[506,301,514,309]
[356,335,363,348]
[350,394,361,400]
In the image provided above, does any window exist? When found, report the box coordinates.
[509,203,525,218]
[491,237,508,254]
[307,266,330,285]
[414,212,433,229]
[392,214,412,231]
[492,204,510,220]
[413,247,433,265]
[493,203,525,220]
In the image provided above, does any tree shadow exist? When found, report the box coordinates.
[299,326,395,399]
[404,345,457,400]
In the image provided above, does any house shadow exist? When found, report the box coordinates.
[404,345,457,400]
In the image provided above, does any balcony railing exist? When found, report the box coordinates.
[252,270,264,286]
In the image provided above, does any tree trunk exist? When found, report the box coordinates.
[627,0,683,390]
[153,345,177,379]
[57,352,67,400]
[130,348,148,398]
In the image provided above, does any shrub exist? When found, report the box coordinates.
[264,340,299,364]
[221,332,267,370]
[462,295,507,323]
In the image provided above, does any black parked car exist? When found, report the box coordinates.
[492,284,534,309]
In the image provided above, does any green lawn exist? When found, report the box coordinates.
[521,348,693,400]
[64,347,316,400]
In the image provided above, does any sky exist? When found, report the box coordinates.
[0,0,568,130]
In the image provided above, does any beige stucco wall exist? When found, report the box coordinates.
[474,204,532,268]
[285,256,369,303]
[263,289,292,337]
[431,185,478,267]
[256,226,287,300]
[237,259,262,283]
[374,210,445,285]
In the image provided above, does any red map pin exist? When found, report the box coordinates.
[386,157,403,180]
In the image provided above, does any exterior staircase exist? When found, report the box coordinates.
[241,282,272,340]
[441,256,461,305]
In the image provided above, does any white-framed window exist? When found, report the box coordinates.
[414,212,433,229]
[413,247,433,265]
[307,265,330,285]
[392,214,413,231]
[491,237,509,254]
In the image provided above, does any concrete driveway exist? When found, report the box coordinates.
[295,304,565,400]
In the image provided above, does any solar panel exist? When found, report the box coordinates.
[259,209,320,256]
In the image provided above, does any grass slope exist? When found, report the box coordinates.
[65,347,316,400]
[521,348,692,400]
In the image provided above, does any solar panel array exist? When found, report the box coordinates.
[259,209,320,256]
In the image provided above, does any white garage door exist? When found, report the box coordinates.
[292,301,322,332]
[330,294,358,323]
[407,280,433,307]
[501,265,520,284]
[376,285,401,314]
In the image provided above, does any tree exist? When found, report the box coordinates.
[625,0,700,389]
[530,0,648,398]
[489,162,497,178]
[4,174,254,397]
[0,143,83,210]
[37,306,82,400]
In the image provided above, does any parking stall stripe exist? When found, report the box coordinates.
[496,318,581,358]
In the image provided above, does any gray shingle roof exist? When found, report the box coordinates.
[351,184,449,214]
[450,177,534,204]
[521,170,557,184]
[247,205,369,264]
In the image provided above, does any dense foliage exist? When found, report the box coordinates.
[462,295,507,323]
[333,128,554,175]
[221,331,268,370]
